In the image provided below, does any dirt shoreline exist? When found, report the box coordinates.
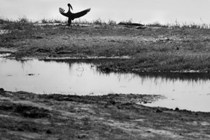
[0,89,210,140]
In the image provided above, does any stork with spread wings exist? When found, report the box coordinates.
[59,3,91,26]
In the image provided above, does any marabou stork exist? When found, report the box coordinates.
[59,3,91,26]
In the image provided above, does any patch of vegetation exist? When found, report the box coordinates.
[108,20,117,25]
[147,21,210,29]
[0,18,10,24]
[146,22,168,28]
[1,17,210,73]
[41,19,63,24]
[0,102,50,118]
[1,18,33,30]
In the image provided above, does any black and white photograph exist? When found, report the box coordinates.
[0,0,210,139]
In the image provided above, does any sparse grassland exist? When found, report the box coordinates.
[1,18,210,74]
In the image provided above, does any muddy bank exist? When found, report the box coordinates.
[0,89,210,140]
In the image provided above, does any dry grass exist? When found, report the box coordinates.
[1,17,210,72]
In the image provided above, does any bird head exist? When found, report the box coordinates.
[67,3,73,10]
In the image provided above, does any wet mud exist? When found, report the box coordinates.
[0,89,210,140]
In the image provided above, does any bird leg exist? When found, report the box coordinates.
[68,18,72,26]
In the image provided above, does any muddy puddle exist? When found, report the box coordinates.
[0,54,210,112]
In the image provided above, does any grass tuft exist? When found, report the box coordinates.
[93,18,105,25]
[41,19,63,24]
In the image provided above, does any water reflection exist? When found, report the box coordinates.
[0,54,210,112]
[136,72,210,82]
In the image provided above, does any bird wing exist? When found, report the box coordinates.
[59,8,68,17]
[72,8,91,19]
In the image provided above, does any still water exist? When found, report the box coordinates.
[0,54,210,112]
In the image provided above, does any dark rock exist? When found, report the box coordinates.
[175,107,180,111]
[0,88,4,92]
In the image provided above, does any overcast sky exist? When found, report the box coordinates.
[0,0,210,24]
